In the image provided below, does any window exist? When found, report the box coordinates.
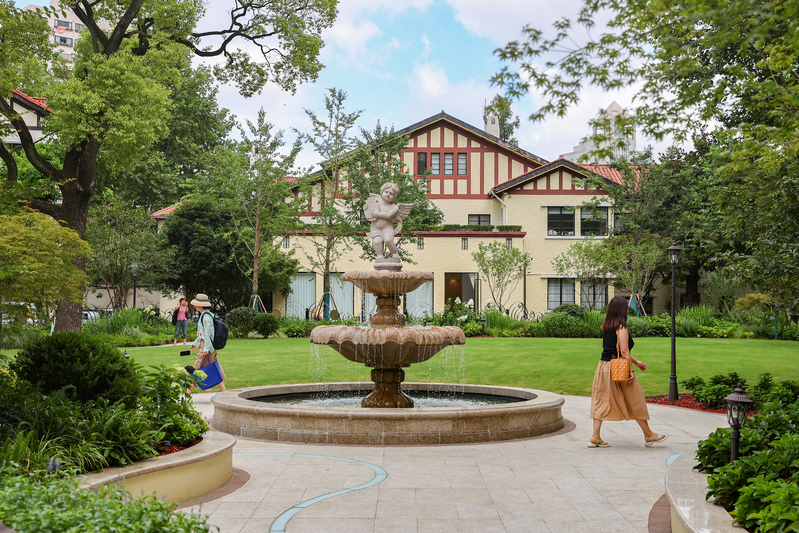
[282,236,290,248]
[444,153,454,175]
[431,153,440,175]
[75,23,85,32]
[548,279,575,310]
[581,281,608,310]
[468,214,490,225]
[581,207,608,236]
[547,207,574,236]
[457,153,467,175]
[613,212,623,232]
[55,20,72,30]
[416,153,427,175]
[506,238,513,249]
[61,52,72,62]
[417,238,424,250]
[55,36,73,46]
[461,238,468,250]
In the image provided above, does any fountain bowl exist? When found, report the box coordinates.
[211,382,564,445]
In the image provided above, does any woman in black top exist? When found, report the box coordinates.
[588,296,667,448]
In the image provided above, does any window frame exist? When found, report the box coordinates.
[547,278,575,310]
[547,206,575,236]
[461,237,468,250]
[444,153,454,175]
[580,281,608,310]
[416,152,427,175]
[468,214,490,225]
[580,207,609,236]
[457,153,467,175]
[55,36,73,46]
[431,153,440,175]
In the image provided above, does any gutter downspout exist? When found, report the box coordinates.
[490,190,508,225]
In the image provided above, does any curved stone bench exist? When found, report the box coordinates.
[665,452,739,533]
[80,431,235,504]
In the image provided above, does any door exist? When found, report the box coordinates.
[286,273,316,318]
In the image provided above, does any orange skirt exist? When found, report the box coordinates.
[590,360,649,421]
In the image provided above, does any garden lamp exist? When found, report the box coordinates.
[724,384,753,462]
[667,243,682,401]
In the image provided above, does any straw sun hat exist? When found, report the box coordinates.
[190,293,211,308]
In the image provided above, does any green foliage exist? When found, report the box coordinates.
[461,321,483,337]
[225,307,258,337]
[252,313,279,338]
[677,305,717,327]
[680,372,747,409]
[483,94,521,145]
[471,242,530,311]
[0,324,45,349]
[10,333,142,408]
[0,465,213,532]
[426,298,478,327]
[140,365,208,447]
[280,317,318,338]
[552,303,587,319]
[522,312,601,338]
[0,211,90,323]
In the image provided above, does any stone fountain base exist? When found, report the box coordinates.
[211,383,564,446]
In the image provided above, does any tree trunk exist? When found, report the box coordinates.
[684,261,702,307]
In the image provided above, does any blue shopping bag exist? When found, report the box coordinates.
[193,354,223,390]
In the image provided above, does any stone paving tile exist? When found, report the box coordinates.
[184,393,728,532]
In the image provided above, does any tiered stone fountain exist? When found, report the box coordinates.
[211,184,564,444]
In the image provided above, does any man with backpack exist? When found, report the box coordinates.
[189,293,227,392]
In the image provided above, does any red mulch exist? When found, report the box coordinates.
[155,437,202,456]
[646,394,728,414]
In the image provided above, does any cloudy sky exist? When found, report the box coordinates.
[19,0,668,169]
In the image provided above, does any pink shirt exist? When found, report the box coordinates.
[177,307,187,321]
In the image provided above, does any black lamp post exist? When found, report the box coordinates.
[724,384,754,462]
[667,243,682,402]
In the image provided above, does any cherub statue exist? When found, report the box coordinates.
[364,182,412,260]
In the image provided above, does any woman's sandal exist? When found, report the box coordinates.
[645,434,668,447]
[587,438,610,448]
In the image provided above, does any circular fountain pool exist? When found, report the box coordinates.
[211,382,564,445]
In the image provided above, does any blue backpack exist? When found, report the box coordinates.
[200,311,229,350]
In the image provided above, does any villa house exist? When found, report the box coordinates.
[1,89,50,146]
[149,111,661,320]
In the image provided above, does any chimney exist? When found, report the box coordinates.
[485,115,500,138]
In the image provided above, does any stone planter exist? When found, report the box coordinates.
[80,431,235,504]
[665,452,739,533]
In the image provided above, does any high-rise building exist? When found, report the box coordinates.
[560,101,636,164]
[25,0,110,65]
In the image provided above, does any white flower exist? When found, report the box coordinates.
[455,297,461,304]
[466,299,474,307]
[458,315,467,321]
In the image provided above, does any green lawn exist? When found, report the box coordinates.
[113,336,799,397]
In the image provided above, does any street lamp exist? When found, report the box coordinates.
[667,243,682,402]
[724,384,753,462]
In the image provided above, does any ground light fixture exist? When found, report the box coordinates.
[724,384,754,462]
[667,243,682,401]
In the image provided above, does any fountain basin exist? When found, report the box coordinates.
[211,382,564,445]
[342,270,434,296]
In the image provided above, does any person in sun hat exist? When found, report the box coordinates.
[588,296,666,448]
[188,293,226,392]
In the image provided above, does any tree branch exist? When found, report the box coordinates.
[0,143,18,182]
[0,97,58,179]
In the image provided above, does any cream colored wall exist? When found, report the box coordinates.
[435,198,496,225]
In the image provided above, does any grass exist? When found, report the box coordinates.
[114,336,799,397]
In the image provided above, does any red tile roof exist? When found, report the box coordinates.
[580,164,623,185]
[150,202,182,219]
[12,89,50,113]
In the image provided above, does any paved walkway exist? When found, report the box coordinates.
[182,392,727,533]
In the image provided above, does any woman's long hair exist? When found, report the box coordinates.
[601,296,629,332]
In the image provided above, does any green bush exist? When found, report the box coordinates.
[10,333,142,408]
[140,365,208,447]
[676,316,700,337]
[461,321,483,337]
[552,303,587,319]
[225,307,258,337]
[523,312,600,338]
[0,465,212,533]
[252,313,279,338]
[280,317,316,337]
[677,304,717,327]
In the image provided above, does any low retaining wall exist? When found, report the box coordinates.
[80,431,235,504]
[665,452,739,533]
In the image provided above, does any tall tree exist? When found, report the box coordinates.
[296,88,362,319]
[0,0,338,331]
[471,241,531,311]
[552,239,615,310]
[483,95,521,145]
[159,199,251,313]
[86,191,170,310]
[217,110,306,310]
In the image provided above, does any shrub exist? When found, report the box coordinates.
[484,310,522,337]
[225,307,258,337]
[10,333,142,408]
[140,365,208,446]
[677,304,716,327]
[0,465,212,533]
[0,324,45,349]
[676,316,699,337]
[526,312,600,338]
[281,317,315,337]
[552,303,587,319]
[461,321,483,337]
[252,313,279,338]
